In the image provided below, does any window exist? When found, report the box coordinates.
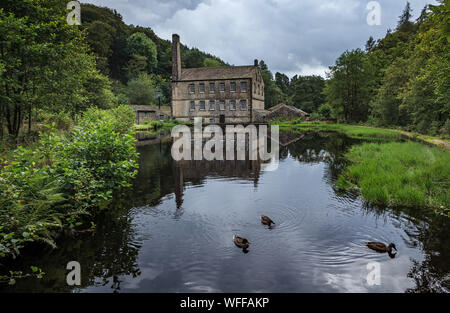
[240,82,247,92]
[189,101,195,111]
[230,82,236,92]
[209,82,215,93]
[209,100,215,111]
[190,118,194,123]
[219,100,225,111]
[199,100,206,110]
[188,84,195,93]
[240,100,247,110]
[254,82,256,93]
[219,82,225,92]
[209,118,215,124]
[257,84,260,95]
[230,100,236,110]
[199,83,205,93]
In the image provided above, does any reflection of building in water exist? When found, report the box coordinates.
[172,140,262,208]
[271,131,306,147]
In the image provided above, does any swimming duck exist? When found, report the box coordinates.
[366,242,397,254]
[261,215,275,227]
[233,235,250,250]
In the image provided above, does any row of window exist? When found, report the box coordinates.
[189,99,248,111]
[189,82,247,94]
[188,81,264,96]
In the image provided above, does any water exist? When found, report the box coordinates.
[2,131,450,292]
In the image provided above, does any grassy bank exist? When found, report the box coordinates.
[0,105,139,270]
[134,120,193,132]
[271,120,450,146]
[337,141,450,216]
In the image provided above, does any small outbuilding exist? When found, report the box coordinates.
[266,103,309,120]
[130,105,171,124]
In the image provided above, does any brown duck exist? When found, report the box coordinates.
[233,235,250,250]
[261,215,275,227]
[366,242,397,257]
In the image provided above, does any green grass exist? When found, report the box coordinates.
[134,120,193,131]
[271,120,403,141]
[271,119,450,147]
[337,141,450,215]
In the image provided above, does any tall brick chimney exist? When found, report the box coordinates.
[172,34,181,81]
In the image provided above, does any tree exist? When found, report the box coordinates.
[289,76,325,113]
[85,20,116,75]
[0,2,116,138]
[126,32,158,73]
[324,49,371,122]
[203,58,222,67]
[259,60,283,109]
[275,72,290,94]
[365,36,376,52]
[126,73,156,105]
[125,54,148,80]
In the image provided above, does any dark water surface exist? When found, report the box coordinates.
[3,131,450,292]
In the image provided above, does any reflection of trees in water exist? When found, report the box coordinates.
[283,131,361,189]
[1,200,141,293]
[404,214,450,293]
[359,191,450,293]
[284,131,450,293]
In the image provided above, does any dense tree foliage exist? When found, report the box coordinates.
[0,1,115,140]
[0,2,228,141]
[325,1,449,136]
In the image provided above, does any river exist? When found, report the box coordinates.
[2,131,449,292]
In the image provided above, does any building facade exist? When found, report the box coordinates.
[171,34,265,124]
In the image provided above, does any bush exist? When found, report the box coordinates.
[0,107,138,260]
[37,110,74,131]
[80,105,135,134]
[318,104,331,119]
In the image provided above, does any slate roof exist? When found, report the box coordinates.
[179,66,257,81]
[267,103,309,116]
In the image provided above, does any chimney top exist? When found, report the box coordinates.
[254,59,258,67]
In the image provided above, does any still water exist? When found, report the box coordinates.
[3,131,450,292]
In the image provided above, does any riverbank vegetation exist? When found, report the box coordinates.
[0,106,138,261]
[337,142,450,216]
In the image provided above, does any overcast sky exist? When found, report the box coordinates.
[80,0,436,78]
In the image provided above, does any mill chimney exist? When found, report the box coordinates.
[172,34,182,81]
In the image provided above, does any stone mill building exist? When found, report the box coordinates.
[171,34,265,124]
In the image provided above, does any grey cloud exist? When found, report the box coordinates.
[81,0,436,77]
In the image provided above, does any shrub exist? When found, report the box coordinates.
[0,107,138,260]
[80,105,135,134]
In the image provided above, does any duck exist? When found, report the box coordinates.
[366,242,397,254]
[261,215,275,227]
[233,235,250,250]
